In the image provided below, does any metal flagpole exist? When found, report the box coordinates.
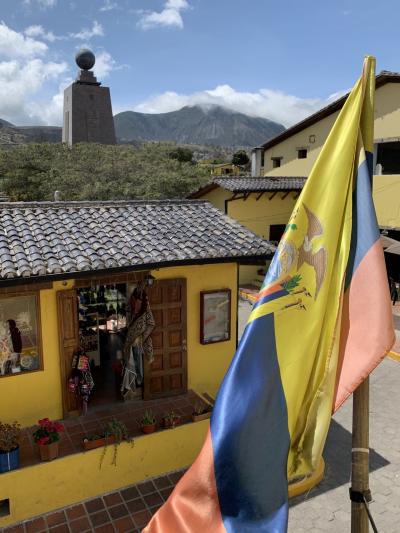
[350,376,377,533]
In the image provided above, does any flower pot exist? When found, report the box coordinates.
[39,441,59,461]
[0,447,20,473]
[83,435,117,450]
[192,411,211,423]
[141,424,157,434]
[163,416,181,429]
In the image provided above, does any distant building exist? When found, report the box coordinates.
[211,163,247,176]
[62,49,116,146]
[251,70,400,237]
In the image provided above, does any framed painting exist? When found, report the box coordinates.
[200,289,231,344]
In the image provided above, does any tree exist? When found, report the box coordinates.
[0,142,210,202]
[232,150,249,166]
[168,147,193,163]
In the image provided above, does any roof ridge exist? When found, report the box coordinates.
[0,199,209,209]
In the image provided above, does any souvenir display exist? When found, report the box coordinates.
[70,349,95,415]
[0,294,40,376]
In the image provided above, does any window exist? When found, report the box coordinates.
[376,141,400,174]
[269,224,286,243]
[271,157,282,168]
[0,294,41,377]
[260,151,265,168]
[297,149,308,159]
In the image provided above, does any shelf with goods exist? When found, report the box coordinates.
[79,311,100,366]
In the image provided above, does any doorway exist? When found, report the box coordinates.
[77,283,127,407]
[57,278,188,417]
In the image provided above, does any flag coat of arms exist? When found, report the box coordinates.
[143,56,395,533]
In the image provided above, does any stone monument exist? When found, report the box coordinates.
[62,49,116,145]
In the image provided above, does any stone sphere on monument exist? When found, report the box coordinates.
[75,49,95,70]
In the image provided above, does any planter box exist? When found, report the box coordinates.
[0,447,19,473]
[192,411,211,423]
[83,435,117,450]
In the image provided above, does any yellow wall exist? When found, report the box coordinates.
[0,280,73,427]
[227,193,297,240]
[200,189,291,285]
[373,174,400,227]
[263,83,400,178]
[261,82,400,228]
[154,263,238,397]
[203,187,229,212]
[0,419,209,528]
[263,111,339,177]
[0,264,238,427]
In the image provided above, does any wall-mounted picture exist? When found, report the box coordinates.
[0,294,41,377]
[200,289,231,344]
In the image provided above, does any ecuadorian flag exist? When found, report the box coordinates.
[143,57,395,533]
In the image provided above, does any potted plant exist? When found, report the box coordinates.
[162,410,181,429]
[33,418,64,461]
[83,419,129,451]
[192,402,212,422]
[140,410,157,434]
[0,421,21,473]
[83,419,131,468]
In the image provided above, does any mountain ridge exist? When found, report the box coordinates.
[114,105,285,147]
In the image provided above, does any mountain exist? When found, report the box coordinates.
[0,120,61,146]
[114,105,285,147]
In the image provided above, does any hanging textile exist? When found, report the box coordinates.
[121,287,155,398]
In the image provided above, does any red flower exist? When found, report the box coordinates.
[54,423,64,432]
[38,436,50,445]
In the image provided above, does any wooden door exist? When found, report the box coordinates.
[57,289,80,417]
[144,279,187,400]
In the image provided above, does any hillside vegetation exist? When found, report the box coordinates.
[0,142,211,202]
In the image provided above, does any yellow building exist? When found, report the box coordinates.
[0,199,271,527]
[251,70,400,235]
[211,162,246,176]
[189,176,303,286]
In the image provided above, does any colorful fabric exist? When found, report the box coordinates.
[143,57,395,533]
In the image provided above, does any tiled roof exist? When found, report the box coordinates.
[213,176,306,192]
[0,200,274,280]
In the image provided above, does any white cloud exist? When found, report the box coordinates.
[138,0,189,30]
[100,0,118,12]
[0,58,67,125]
[24,25,59,43]
[0,21,48,58]
[133,84,348,127]
[70,21,104,40]
[94,51,116,79]
[27,77,72,126]
[23,0,57,8]
[0,22,67,125]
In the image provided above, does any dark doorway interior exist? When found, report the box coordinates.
[77,283,128,407]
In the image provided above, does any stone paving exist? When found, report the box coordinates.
[1,470,185,533]
[288,357,400,532]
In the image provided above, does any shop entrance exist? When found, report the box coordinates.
[57,277,188,417]
[78,283,127,407]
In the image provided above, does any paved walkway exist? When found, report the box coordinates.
[1,470,185,533]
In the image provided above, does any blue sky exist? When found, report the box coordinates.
[1,0,400,126]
